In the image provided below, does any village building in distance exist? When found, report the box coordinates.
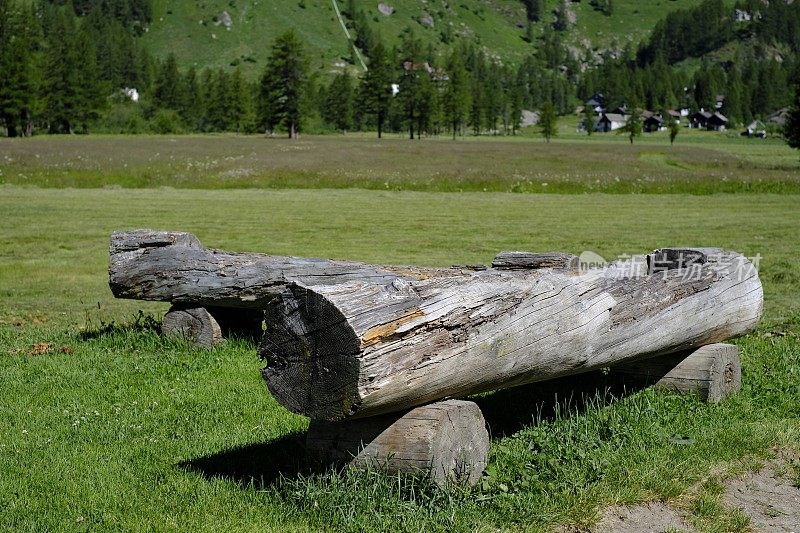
[580,93,790,137]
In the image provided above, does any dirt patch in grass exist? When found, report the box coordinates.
[594,502,695,532]
[591,449,800,533]
[722,450,800,533]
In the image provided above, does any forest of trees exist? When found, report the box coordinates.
[1,0,799,139]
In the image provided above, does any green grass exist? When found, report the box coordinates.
[1,185,799,531]
[139,0,708,77]
[2,134,799,194]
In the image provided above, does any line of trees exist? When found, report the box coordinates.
[2,0,800,139]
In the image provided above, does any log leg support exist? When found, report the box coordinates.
[162,305,263,348]
[611,343,741,402]
[306,399,489,487]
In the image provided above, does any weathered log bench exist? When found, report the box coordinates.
[109,230,761,485]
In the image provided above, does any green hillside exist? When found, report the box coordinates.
[140,0,706,78]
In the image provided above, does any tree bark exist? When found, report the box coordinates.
[261,249,762,421]
[109,230,450,309]
[306,399,489,487]
[611,343,741,402]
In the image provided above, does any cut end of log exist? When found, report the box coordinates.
[162,306,223,348]
[611,343,741,402]
[260,283,362,421]
[306,399,489,487]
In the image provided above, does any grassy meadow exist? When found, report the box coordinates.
[1,130,799,193]
[1,134,799,531]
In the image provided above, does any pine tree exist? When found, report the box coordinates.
[583,104,596,135]
[668,115,680,145]
[259,29,309,138]
[324,72,355,133]
[398,30,424,139]
[206,69,231,131]
[523,0,545,22]
[508,68,525,135]
[0,0,38,137]
[620,103,643,144]
[785,81,800,153]
[229,68,251,133]
[360,41,393,138]
[180,67,204,130]
[443,51,470,139]
[538,101,558,142]
[153,53,183,111]
[74,30,106,132]
[42,10,82,133]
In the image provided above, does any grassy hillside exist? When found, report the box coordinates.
[140,0,707,78]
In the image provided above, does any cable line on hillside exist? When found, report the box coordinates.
[331,0,368,71]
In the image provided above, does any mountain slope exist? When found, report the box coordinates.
[140,0,707,78]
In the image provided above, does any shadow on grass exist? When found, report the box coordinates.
[179,431,321,489]
[474,371,645,439]
[180,373,650,488]
[78,310,161,341]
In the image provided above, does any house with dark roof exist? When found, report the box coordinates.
[690,110,728,131]
[707,112,728,131]
[690,110,713,129]
[585,93,604,113]
[596,113,627,132]
[643,113,665,132]
[768,107,790,127]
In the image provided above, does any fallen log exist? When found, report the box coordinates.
[611,343,741,402]
[306,399,489,486]
[261,249,762,421]
[109,230,452,309]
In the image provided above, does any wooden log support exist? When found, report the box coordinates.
[306,399,489,487]
[109,230,450,309]
[611,343,741,402]
[261,249,762,421]
[162,306,224,348]
[492,251,578,271]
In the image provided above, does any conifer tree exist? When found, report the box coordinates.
[229,68,251,133]
[324,72,355,133]
[360,41,393,138]
[538,101,558,142]
[583,104,595,135]
[443,51,471,139]
[153,53,183,111]
[398,30,425,139]
[259,29,309,138]
[785,81,800,153]
[620,103,643,144]
[42,10,82,133]
[206,69,231,131]
[74,30,105,132]
[180,67,204,130]
[668,115,680,145]
[0,1,38,137]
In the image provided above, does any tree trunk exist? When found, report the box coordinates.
[611,343,741,402]
[109,230,450,309]
[306,399,489,487]
[261,249,762,421]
